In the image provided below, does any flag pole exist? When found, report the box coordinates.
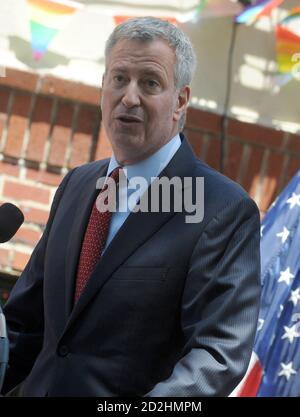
[220,20,238,174]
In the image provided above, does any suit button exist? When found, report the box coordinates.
[58,345,69,357]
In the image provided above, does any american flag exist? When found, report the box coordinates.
[233,170,300,396]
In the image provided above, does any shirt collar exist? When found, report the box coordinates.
[106,133,181,186]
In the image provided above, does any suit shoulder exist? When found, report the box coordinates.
[62,159,109,182]
[194,158,257,211]
[72,158,110,175]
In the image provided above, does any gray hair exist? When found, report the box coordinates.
[104,16,197,131]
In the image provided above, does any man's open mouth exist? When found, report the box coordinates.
[116,115,143,123]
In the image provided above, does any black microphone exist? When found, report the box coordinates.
[0,308,8,393]
[0,203,24,243]
[0,203,24,392]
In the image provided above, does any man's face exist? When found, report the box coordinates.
[101,38,190,165]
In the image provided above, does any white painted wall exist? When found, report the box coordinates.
[1,0,299,133]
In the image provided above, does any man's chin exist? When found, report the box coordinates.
[112,133,145,148]
[109,133,143,154]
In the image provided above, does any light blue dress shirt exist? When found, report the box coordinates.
[103,133,181,251]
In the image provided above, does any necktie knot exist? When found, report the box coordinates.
[109,166,121,183]
[102,166,122,193]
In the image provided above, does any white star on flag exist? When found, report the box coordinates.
[276,226,290,243]
[286,193,300,209]
[270,197,278,208]
[289,288,300,307]
[278,267,295,285]
[281,324,300,343]
[278,362,297,380]
[257,318,264,331]
[277,304,284,318]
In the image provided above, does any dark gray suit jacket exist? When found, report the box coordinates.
[2,135,261,396]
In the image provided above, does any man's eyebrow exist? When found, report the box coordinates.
[108,66,166,82]
[141,70,163,78]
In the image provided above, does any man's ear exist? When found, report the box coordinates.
[173,86,190,122]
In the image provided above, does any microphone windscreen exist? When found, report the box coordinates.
[0,203,24,243]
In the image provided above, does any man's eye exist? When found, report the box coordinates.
[113,75,125,83]
[145,79,159,88]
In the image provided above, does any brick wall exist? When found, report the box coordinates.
[0,67,299,278]
[184,109,300,214]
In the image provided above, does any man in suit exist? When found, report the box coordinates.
[1,17,261,397]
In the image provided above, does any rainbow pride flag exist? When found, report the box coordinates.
[235,0,283,24]
[113,16,179,26]
[113,0,208,26]
[276,7,300,75]
[26,0,82,60]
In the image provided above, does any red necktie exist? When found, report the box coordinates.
[74,167,121,303]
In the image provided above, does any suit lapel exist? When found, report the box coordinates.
[62,135,198,335]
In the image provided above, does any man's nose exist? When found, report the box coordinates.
[121,81,140,108]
